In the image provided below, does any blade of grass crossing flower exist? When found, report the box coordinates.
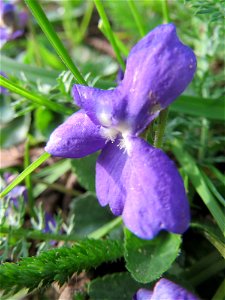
[94,0,126,71]
[88,217,122,239]
[172,139,225,236]
[0,76,73,115]
[24,0,87,85]
[127,0,146,37]
[24,137,35,217]
[0,152,51,198]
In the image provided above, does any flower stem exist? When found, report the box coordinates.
[24,137,35,218]
[161,0,170,24]
[153,108,169,148]
[198,118,209,161]
[88,217,122,239]
[94,0,126,71]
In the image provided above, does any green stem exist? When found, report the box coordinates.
[128,0,145,37]
[78,1,94,43]
[94,0,125,71]
[183,251,221,280]
[24,137,35,217]
[198,118,209,161]
[0,226,78,242]
[152,1,170,148]
[189,259,225,286]
[161,0,170,24]
[88,217,122,239]
[0,76,73,115]
[153,108,169,148]
[0,217,123,242]
[0,152,51,198]
[33,179,81,197]
[24,0,87,85]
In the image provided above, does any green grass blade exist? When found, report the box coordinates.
[0,152,51,198]
[0,76,73,115]
[128,0,146,37]
[172,139,225,236]
[201,170,225,208]
[212,278,225,300]
[207,165,225,185]
[24,0,87,85]
[88,217,122,239]
[191,222,225,258]
[171,95,225,121]
[94,0,126,71]
[24,137,35,217]
[1,55,59,85]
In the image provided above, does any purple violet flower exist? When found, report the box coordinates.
[0,0,28,48]
[43,212,57,234]
[134,278,199,300]
[45,24,197,239]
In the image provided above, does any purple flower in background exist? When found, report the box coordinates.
[0,0,28,48]
[4,173,27,208]
[134,278,199,300]
[0,71,7,94]
[43,212,57,234]
[46,24,197,239]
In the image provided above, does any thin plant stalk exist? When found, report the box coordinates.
[24,137,35,217]
[0,153,51,198]
[94,0,126,71]
[128,0,146,37]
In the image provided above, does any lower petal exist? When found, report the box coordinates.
[96,139,128,215]
[45,110,105,158]
[96,137,190,239]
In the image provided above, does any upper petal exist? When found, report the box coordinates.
[120,23,197,133]
[45,110,105,158]
[152,278,199,300]
[96,137,190,239]
[72,85,126,127]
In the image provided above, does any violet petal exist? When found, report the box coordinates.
[96,137,190,239]
[72,85,126,127]
[45,110,105,158]
[120,23,197,133]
